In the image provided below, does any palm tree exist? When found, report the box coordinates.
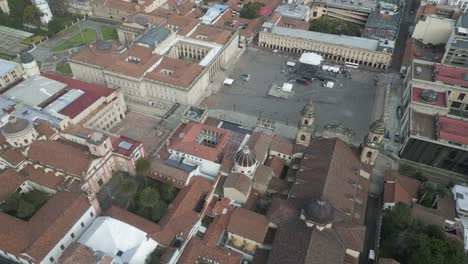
[139,187,161,209]
[119,178,138,208]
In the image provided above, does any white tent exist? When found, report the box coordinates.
[286,61,296,67]
[78,217,158,264]
[299,53,323,66]
[282,83,293,92]
[223,78,234,85]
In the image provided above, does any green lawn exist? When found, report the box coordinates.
[0,53,13,60]
[52,29,97,52]
[21,35,47,46]
[100,25,118,41]
[309,16,363,37]
[56,25,78,37]
[56,63,72,74]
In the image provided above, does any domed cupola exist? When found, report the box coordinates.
[301,99,316,118]
[233,145,259,178]
[301,199,335,230]
[1,116,38,148]
[370,117,385,135]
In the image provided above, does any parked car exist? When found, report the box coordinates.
[241,74,251,81]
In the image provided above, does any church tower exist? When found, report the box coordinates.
[360,116,386,165]
[295,99,315,146]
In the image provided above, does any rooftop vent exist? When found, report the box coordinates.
[420,89,439,103]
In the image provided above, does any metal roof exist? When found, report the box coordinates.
[4,75,67,107]
[42,89,84,115]
[0,59,18,77]
[270,26,380,51]
[136,27,170,48]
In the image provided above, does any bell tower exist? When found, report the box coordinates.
[296,99,316,146]
[360,116,386,165]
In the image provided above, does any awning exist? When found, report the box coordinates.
[223,78,234,85]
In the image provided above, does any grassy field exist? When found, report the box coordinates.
[21,35,47,46]
[100,25,118,41]
[309,16,363,37]
[56,63,72,74]
[56,25,78,37]
[52,29,97,52]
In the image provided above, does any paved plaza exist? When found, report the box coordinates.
[204,50,388,145]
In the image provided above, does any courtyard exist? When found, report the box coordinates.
[204,50,387,145]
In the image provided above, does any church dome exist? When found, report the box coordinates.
[20,52,34,64]
[235,145,257,168]
[370,117,385,134]
[301,100,315,117]
[303,200,335,225]
[2,116,33,136]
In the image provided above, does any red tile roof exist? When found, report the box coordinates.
[265,156,285,177]
[227,207,269,243]
[59,243,99,264]
[146,57,204,88]
[277,16,310,30]
[111,135,143,157]
[189,25,233,45]
[42,73,115,119]
[0,169,24,201]
[178,238,243,264]
[437,116,468,145]
[21,165,64,190]
[383,171,421,205]
[70,41,121,68]
[105,0,138,13]
[163,15,199,36]
[168,122,231,162]
[28,140,95,177]
[0,148,25,166]
[107,45,162,78]
[411,87,447,107]
[435,64,468,87]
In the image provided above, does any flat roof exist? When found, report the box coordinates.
[437,116,468,145]
[0,59,18,76]
[410,111,437,140]
[0,25,33,38]
[270,26,380,51]
[435,64,468,87]
[412,61,434,82]
[4,75,67,107]
[275,4,310,20]
[411,87,447,108]
[136,27,170,48]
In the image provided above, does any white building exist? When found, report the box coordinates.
[78,217,159,264]
[452,184,468,250]
[32,0,53,24]
[0,59,24,89]
[412,15,456,45]
[0,0,9,14]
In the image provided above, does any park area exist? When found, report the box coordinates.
[101,25,118,41]
[52,28,97,52]
[309,16,362,37]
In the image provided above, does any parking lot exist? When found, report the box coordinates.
[204,50,385,145]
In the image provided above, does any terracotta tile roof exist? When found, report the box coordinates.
[0,192,91,261]
[379,258,400,264]
[334,222,366,252]
[0,148,26,166]
[28,140,95,177]
[247,131,273,164]
[265,156,285,177]
[105,0,138,13]
[213,10,262,37]
[270,135,294,156]
[127,13,166,27]
[104,206,162,234]
[277,16,310,30]
[220,153,235,175]
[177,238,243,264]
[224,172,252,196]
[0,169,24,201]
[34,122,56,139]
[107,45,162,78]
[189,25,233,45]
[383,171,421,206]
[59,243,99,264]
[70,41,121,68]
[266,197,298,225]
[163,15,199,36]
[21,165,64,190]
[253,165,274,186]
[291,138,369,225]
[267,177,289,193]
[42,73,115,119]
[146,56,204,88]
[153,177,213,246]
[227,207,269,243]
[167,122,231,162]
[150,158,190,183]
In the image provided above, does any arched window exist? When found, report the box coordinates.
[366,151,372,158]
[24,139,28,144]
[304,119,309,126]
[372,136,378,142]
[300,134,306,141]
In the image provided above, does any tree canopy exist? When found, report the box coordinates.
[136,158,151,176]
[380,202,466,264]
[240,2,263,19]
[139,187,161,209]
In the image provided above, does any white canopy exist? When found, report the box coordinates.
[299,53,323,66]
[282,83,293,92]
[286,61,296,67]
[224,78,234,85]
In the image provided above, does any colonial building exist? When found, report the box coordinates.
[0,59,23,90]
[259,16,394,69]
[360,117,385,165]
[295,99,315,146]
[70,21,241,106]
[91,0,165,21]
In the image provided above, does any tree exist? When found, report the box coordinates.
[240,2,263,19]
[145,249,161,264]
[136,158,151,176]
[418,182,447,208]
[17,199,35,219]
[48,17,64,33]
[381,202,412,240]
[160,181,176,202]
[23,4,41,25]
[151,200,168,222]
[139,187,161,209]
[120,178,138,207]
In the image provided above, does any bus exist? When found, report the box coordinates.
[345,62,359,69]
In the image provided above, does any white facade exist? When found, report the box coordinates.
[0,60,24,89]
[42,206,97,264]
[0,0,9,14]
[32,0,53,24]
[22,60,40,78]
